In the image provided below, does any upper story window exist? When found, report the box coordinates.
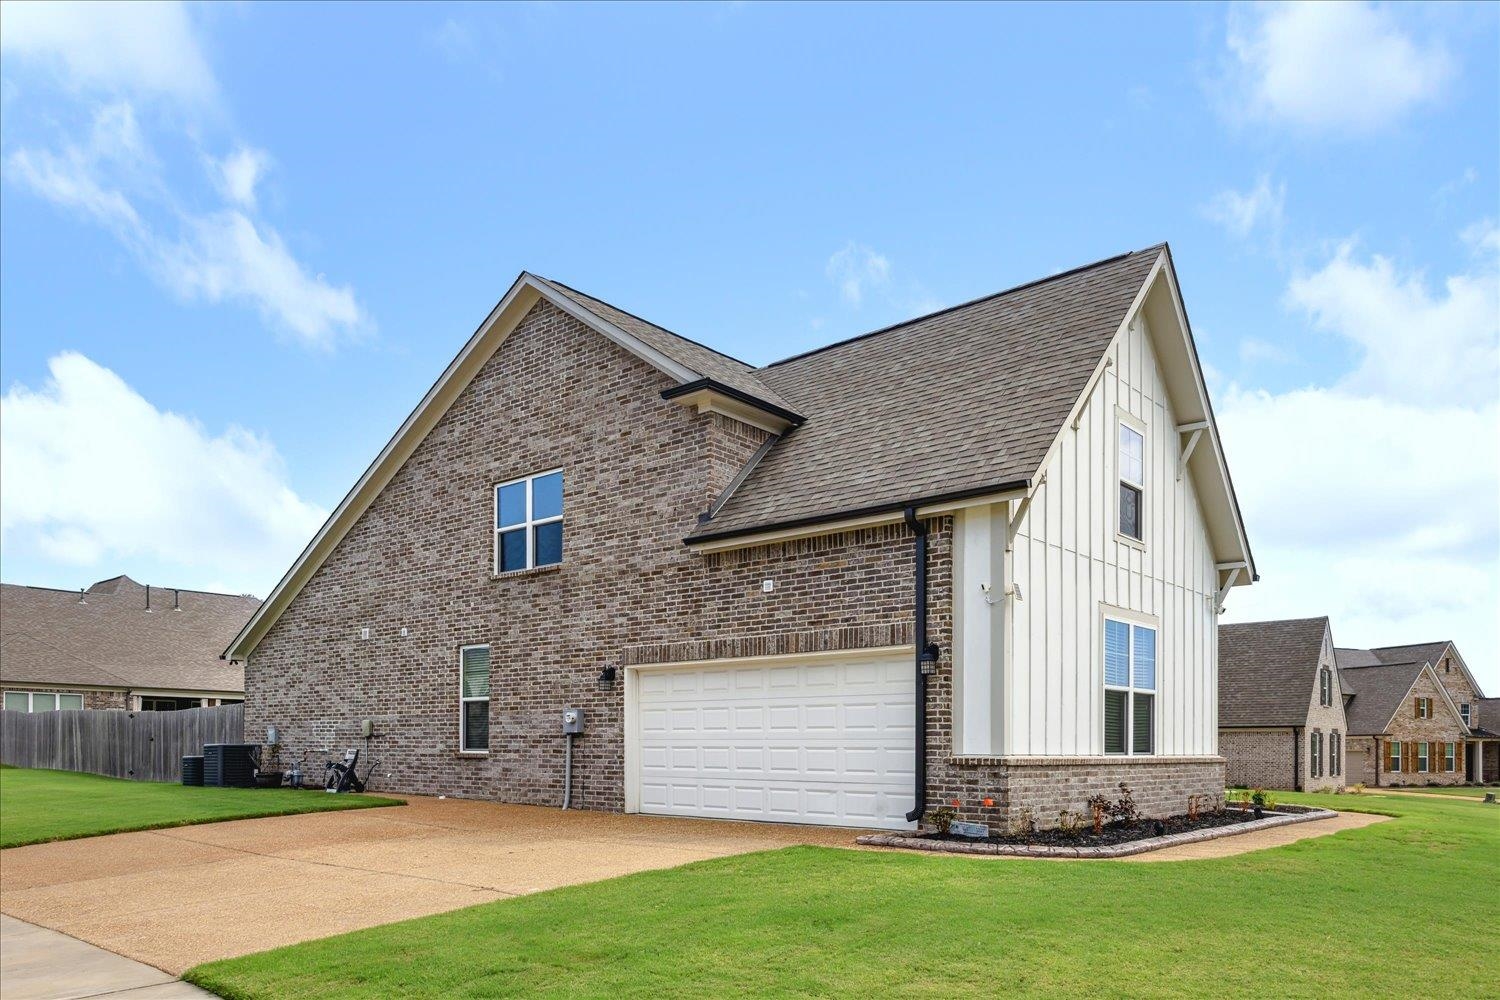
[1319,667,1332,707]
[495,470,563,574]
[1461,702,1471,726]
[1104,617,1156,755]
[1415,696,1431,719]
[1117,421,1145,541]
[4,691,84,712]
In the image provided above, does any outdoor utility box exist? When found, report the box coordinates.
[202,744,258,788]
[181,755,204,786]
[562,708,585,734]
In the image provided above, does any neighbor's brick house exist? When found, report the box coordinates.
[228,245,1258,830]
[1218,618,1347,792]
[1336,643,1483,787]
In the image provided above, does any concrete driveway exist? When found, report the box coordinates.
[0,796,860,976]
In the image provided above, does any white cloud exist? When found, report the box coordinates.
[1219,226,1500,687]
[1237,337,1292,366]
[0,1,217,106]
[1204,174,1285,239]
[1287,232,1499,404]
[1224,2,1453,131]
[826,242,891,306]
[212,146,271,208]
[0,353,327,587]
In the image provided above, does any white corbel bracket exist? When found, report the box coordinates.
[1215,561,1246,613]
[1177,420,1209,481]
[1005,472,1047,551]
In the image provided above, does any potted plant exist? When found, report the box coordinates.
[254,742,285,788]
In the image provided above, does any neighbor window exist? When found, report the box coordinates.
[1104,617,1156,755]
[1461,702,1471,726]
[1417,742,1430,773]
[4,691,83,712]
[1319,667,1332,707]
[495,470,563,573]
[1444,742,1456,772]
[1415,697,1431,719]
[460,645,491,753]
[1117,421,1145,541]
[1331,731,1342,777]
[1388,740,1401,773]
[1311,731,1323,778]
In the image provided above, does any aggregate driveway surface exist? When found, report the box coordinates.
[0,796,861,975]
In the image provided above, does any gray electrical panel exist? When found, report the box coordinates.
[562,707,585,734]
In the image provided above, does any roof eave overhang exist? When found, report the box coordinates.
[661,378,804,435]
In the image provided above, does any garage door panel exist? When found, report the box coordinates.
[637,655,915,830]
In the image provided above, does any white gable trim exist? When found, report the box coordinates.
[225,273,709,661]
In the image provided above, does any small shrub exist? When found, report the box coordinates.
[1087,794,1110,835]
[1262,792,1279,811]
[927,805,956,835]
[1227,788,1250,810]
[1350,783,1365,795]
[1251,788,1267,808]
[1111,783,1139,826]
[1057,809,1085,835]
[1009,808,1037,843]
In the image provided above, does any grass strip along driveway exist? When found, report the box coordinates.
[0,767,402,848]
[186,792,1495,1000]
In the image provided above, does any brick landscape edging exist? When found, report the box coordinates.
[854,807,1341,859]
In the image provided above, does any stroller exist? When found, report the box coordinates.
[323,748,378,793]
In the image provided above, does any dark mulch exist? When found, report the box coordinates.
[927,809,1260,848]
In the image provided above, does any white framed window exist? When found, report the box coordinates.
[1415,697,1430,719]
[1461,702,1471,726]
[1417,741,1430,773]
[1444,742,1456,772]
[1103,617,1156,755]
[1331,731,1341,776]
[495,469,564,574]
[1117,417,1145,542]
[1310,730,1322,778]
[459,645,491,753]
[1319,668,1332,706]
[1388,740,1401,773]
[4,691,84,712]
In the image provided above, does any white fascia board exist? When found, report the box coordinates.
[226,273,707,661]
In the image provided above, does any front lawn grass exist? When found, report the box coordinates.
[0,767,403,848]
[185,792,1495,1000]
[1367,784,1497,798]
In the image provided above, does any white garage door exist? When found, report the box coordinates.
[634,653,915,830]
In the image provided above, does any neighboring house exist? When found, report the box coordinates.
[1335,644,1477,787]
[1217,617,1347,792]
[1,576,256,711]
[1472,698,1500,783]
[226,244,1257,830]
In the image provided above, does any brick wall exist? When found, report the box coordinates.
[248,297,1225,829]
[1373,670,1468,787]
[1220,728,1295,789]
[1431,650,1481,729]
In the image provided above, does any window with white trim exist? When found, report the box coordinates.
[4,691,84,712]
[1415,697,1431,719]
[1417,741,1430,773]
[1461,702,1471,726]
[1444,741,1456,772]
[495,470,563,574]
[1117,421,1144,541]
[1319,667,1332,707]
[1311,730,1322,778]
[1331,731,1341,776]
[460,645,491,753]
[1388,740,1401,773]
[1103,618,1155,755]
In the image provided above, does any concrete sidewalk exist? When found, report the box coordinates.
[0,914,213,1000]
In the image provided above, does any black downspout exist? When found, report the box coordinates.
[904,506,928,824]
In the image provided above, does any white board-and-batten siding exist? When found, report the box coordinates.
[953,314,1220,758]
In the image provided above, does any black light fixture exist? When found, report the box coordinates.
[919,644,940,675]
[596,665,617,691]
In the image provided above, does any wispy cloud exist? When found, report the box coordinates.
[826,241,891,306]
[1221,2,1454,133]
[1204,174,1285,240]
[1,2,365,348]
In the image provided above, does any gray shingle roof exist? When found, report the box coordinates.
[538,277,797,414]
[688,245,1163,539]
[1365,641,1453,669]
[1472,698,1500,738]
[0,577,257,694]
[1338,661,1427,736]
[1218,618,1329,727]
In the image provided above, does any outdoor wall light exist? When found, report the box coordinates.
[919,644,940,675]
[597,665,617,691]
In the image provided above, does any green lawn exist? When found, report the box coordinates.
[1366,785,1498,798]
[0,767,404,848]
[185,792,1496,1000]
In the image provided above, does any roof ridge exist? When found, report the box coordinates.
[1369,640,1451,650]
[2,580,259,601]
[1221,616,1328,627]
[535,274,761,373]
[760,243,1165,371]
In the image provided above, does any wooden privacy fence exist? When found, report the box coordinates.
[0,704,245,783]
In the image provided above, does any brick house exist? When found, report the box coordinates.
[1218,617,1347,792]
[226,244,1258,830]
[1335,644,1481,787]
[1,576,255,711]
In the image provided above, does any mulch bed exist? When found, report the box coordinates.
[926,809,1256,848]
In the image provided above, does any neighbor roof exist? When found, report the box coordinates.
[1218,617,1330,728]
[691,246,1163,538]
[0,577,256,694]
[1473,698,1500,738]
[1338,661,1429,735]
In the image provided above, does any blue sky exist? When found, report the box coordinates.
[2,2,1497,687]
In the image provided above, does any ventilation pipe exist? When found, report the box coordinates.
[145,584,151,612]
[903,506,930,824]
